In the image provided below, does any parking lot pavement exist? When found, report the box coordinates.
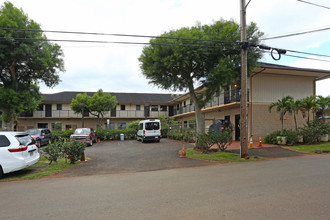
[53,138,213,177]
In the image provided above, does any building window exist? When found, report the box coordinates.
[51,122,62,131]
[183,101,186,107]
[136,105,141,111]
[37,104,43,111]
[121,105,125,110]
[118,122,126,129]
[38,123,48,128]
[176,104,180,110]
[160,105,167,111]
[56,104,62,110]
[151,105,158,111]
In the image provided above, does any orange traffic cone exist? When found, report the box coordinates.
[258,137,263,147]
[80,152,85,162]
[248,137,253,148]
[180,145,186,158]
[98,138,100,143]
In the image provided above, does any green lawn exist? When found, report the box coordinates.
[185,148,264,162]
[285,142,330,153]
[0,156,82,182]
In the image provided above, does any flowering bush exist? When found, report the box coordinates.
[62,140,86,164]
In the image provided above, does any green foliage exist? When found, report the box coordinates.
[139,19,263,135]
[96,128,136,141]
[299,120,329,144]
[315,96,330,119]
[54,122,62,131]
[70,89,117,128]
[268,96,294,135]
[196,133,215,153]
[43,141,63,165]
[127,120,140,130]
[0,2,64,128]
[70,93,91,114]
[209,131,233,151]
[62,140,86,164]
[51,129,74,141]
[300,96,317,123]
[264,129,299,145]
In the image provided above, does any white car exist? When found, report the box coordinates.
[137,119,161,143]
[0,131,40,178]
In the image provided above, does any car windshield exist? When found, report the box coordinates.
[74,128,90,134]
[27,129,41,135]
[16,134,36,146]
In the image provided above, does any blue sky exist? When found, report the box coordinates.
[7,0,330,96]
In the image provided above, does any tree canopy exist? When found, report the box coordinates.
[0,2,64,129]
[70,90,117,128]
[139,19,263,135]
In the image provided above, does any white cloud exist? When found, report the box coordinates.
[7,0,330,95]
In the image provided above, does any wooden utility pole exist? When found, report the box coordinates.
[240,0,248,158]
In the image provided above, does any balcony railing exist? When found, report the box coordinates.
[173,89,248,116]
[23,109,168,119]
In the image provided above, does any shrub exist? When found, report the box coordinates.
[196,133,214,153]
[43,140,63,165]
[209,131,233,151]
[96,128,137,141]
[264,129,299,145]
[51,129,74,141]
[62,140,86,164]
[298,120,328,144]
[127,120,140,130]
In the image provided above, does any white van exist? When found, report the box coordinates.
[137,119,161,143]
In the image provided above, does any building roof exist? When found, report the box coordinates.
[257,62,330,80]
[43,91,175,104]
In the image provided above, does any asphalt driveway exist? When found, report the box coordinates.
[54,138,213,177]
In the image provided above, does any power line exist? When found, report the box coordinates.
[0,27,239,45]
[297,0,330,10]
[0,36,241,49]
[1,29,330,63]
[261,26,330,40]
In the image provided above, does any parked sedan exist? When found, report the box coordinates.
[26,128,52,147]
[70,128,97,146]
[0,132,40,178]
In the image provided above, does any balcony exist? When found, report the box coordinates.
[173,89,248,116]
[22,109,168,119]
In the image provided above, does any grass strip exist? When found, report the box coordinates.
[185,148,264,162]
[0,156,82,182]
[284,142,330,153]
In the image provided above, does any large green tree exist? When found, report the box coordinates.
[70,90,117,128]
[139,19,263,136]
[0,2,64,130]
[89,89,117,128]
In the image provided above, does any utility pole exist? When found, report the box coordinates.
[240,0,248,158]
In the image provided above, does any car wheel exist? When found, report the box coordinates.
[0,166,4,179]
[141,138,144,143]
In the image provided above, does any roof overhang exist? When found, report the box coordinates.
[255,62,330,81]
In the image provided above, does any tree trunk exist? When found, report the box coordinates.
[294,112,297,131]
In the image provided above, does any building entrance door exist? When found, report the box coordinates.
[235,114,240,141]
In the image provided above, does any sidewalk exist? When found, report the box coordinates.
[227,141,276,150]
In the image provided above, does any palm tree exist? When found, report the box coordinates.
[315,96,330,119]
[288,99,303,131]
[300,96,317,124]
[269,96,294,135]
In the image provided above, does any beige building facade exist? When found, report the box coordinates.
[16,63,329,140]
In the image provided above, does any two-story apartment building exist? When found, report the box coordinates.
[17,92,176,131]
[16,62,329,140]
[171,63,330,140]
